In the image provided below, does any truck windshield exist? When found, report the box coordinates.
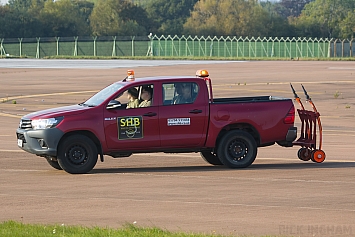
[82,83,123,107]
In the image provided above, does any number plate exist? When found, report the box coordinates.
[17,139,23,147]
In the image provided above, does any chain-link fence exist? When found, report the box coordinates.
[1,35,354,58]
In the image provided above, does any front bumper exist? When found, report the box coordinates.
[16,127,64,157]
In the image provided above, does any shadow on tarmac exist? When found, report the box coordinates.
[91,161,355,174]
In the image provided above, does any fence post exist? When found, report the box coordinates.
[171,35,178,56]
[111,36,116,57]
[0,39,5,56]
[74,36,78,56]
[131,36,135,56]
[216,36,221,57]
[325,38,330,58]
[93,36,97,56]
[247,37,252,57]
[178,36,182,57]
[18,38,23,57]
[56,37,60,56]
[327,38,332,58]
[36,37,40,59]
[186,35,193,57]
[146,34,153,56]
[350,38,353,57]
[163,35,167,57]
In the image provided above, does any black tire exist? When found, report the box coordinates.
[57,135,98,174]
[297,148,311,161]
[217,130,257,168]
[200,151,223,165]
[45,157,62,170]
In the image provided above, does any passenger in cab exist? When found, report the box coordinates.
[173,83,193,104]
[126,88,139,109]
[139,86,153,107]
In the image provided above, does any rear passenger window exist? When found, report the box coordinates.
[162,82,199,105]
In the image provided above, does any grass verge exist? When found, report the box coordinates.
[41,55,355,61]
[0,221,270,237]
[1,54,354,61]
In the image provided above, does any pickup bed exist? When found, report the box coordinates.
[16,69,297,174]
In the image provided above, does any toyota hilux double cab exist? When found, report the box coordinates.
[16,69,297,174]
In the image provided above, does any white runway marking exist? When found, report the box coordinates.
[0,59,245,69]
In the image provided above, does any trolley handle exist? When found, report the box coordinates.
[290,83,299,99]
[290,83,305,110]
[301,84,311,101]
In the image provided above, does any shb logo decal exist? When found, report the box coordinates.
[118,116,143,139]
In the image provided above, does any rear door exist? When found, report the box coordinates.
[159,81,209,148]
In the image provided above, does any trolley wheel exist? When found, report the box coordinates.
[310,149,326,163]
[297,148,311,161]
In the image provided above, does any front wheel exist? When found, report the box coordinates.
[57,135,98,174]
[46,157,62,170]
[200,151,223,165]
[217,130,257,168]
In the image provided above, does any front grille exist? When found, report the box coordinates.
[17,133,26,143]
[20,119,32,129]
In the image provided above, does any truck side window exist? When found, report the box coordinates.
[111,84,154,109]
[162,83,199,105]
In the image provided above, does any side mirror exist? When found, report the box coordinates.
[107,100,122,109]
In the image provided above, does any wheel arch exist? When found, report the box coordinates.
[215,123,260,149]
[59,130,103,160]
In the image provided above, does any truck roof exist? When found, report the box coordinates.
[122,76,199,83]
[119,69,210,84]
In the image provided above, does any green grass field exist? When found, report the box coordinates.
[1,221,276,237]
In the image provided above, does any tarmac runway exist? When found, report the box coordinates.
[0,58,243,69]
[0,60,354,236]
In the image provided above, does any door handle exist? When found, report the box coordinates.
[143,112,157,117]
[189,109,202,114]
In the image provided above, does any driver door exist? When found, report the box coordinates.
[103,84,160,150]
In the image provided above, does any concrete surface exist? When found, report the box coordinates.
[0,60,354,236]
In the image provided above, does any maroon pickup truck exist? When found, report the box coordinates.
[16,69,297,174]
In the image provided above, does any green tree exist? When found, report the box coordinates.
[3,0,45,37]
[260,1,295,37]
[184,0,284,37]
[0,5,15,38]
[73,0,95,26]
[144,0,198,35]
[274,0,314,18]
[339,10,355,39]
[292,0,355,38]
[90,0,150,36]
[39,0,90,37]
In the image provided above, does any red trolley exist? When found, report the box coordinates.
[290,84,326,163]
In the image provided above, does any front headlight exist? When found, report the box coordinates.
[31,117,63,130]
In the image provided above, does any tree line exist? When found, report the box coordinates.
[0,0,354,39]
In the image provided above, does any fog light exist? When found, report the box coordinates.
[38,139,48,148]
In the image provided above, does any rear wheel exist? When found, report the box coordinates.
[217,130,257,168]
[45,157,62,170]
[57,135,98,174]
[200,151,223,165]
